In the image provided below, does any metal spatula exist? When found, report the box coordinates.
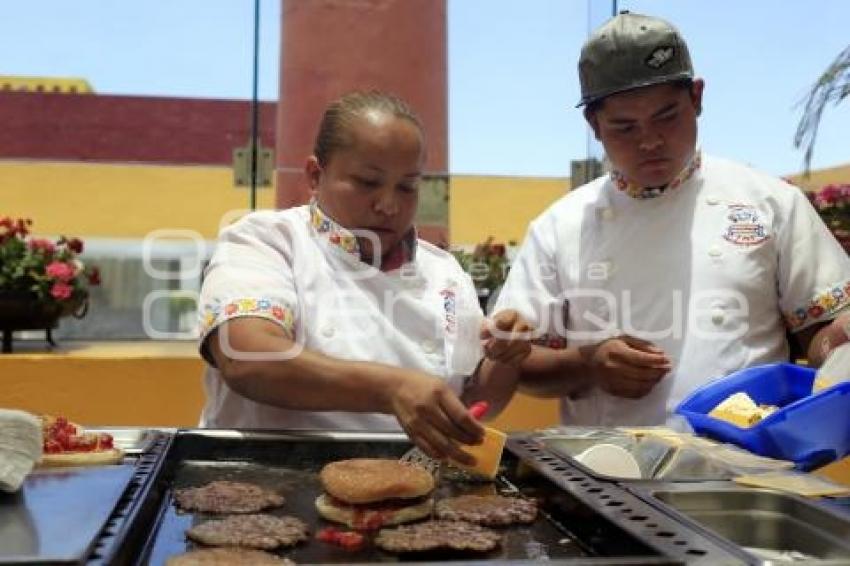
[399,401,489,476]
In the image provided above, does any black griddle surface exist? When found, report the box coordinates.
[137,432,668,565]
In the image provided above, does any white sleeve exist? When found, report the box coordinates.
[778,187,850,331]
[494,217,568,348]
[198,213,299,351]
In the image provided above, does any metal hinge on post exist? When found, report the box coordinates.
[233,141,274,187]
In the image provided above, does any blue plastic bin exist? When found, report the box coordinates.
[675,363,850,470]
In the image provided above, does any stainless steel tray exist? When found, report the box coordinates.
[0,465,136,563]
[626,482,850,564]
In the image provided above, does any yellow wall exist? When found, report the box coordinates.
[0,75,93,93]
[786,163,850,191]
[450,175,569,245]
[0,161,276,240]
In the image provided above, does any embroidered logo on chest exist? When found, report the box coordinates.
[439,287,457,333]
[722,204,770,246]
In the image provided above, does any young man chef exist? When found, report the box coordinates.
[495,12,850,425]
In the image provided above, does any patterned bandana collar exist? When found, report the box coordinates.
[611,150,702,200]
[308,200,417,270]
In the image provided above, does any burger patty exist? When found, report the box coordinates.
[374,520,501,553]
[174,480,284,514]
[166,547,293,565]
[187,514,309,550]
[435,494,538,526]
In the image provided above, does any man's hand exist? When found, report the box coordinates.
[480,309,534,367]
[389,369,484,465]
[585,335,672,399]
[806,309,850,367]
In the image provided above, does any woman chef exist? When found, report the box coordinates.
[198,91,531,465]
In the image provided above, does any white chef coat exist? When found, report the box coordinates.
[198,203,483,430]
[496,153,850,426]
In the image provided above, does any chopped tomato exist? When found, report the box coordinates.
[353,509,392,530]
[40,415,115,454]
[316,527,365,550]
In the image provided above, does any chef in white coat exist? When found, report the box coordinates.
[495,12,850,425]
[198,91,531,464]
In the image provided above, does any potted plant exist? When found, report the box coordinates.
[0,217,101,352]
[452,236,514,312]
[807,184,850,253]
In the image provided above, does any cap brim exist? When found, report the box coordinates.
[576,72,694,108]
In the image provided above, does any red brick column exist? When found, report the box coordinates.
[275,0,447,209]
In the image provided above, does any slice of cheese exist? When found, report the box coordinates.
[708,392,776,428]
[450,426,507,479]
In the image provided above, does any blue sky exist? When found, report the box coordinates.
[1,1,848,178]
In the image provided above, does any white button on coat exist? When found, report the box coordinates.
[711,308,725,325]
[321,325,335,338]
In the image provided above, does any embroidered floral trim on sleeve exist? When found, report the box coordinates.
[784,279,850,330]
[199,298,295,340]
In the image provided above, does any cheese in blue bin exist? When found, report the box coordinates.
[708,392,777,428]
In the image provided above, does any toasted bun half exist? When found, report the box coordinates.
[39,448,124,468]
[319,458,434,504]
[315,493,433,529]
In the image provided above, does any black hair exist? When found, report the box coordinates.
[313,90,424,167]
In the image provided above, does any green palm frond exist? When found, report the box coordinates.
[795,46,850,176]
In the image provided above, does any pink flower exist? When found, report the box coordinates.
[28,238,56,255]
[45,261,76,282]
[50,282,74,301]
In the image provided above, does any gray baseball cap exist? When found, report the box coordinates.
[577,12,693,107]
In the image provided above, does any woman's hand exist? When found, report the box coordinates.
[388,369,484,465]
[480,309,534,367]
[584,335,672,399]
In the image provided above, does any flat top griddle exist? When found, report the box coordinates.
[134,430,690,565]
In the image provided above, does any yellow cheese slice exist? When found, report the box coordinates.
[451,426,506,479]
[708,392,772,428]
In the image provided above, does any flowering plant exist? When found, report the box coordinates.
[807,184,850,253]
[0,217,100,310]
[452,236,514,292]
[808,184,850,226]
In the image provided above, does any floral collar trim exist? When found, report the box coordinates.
[308,200,417,270]
[611,150,702,200]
